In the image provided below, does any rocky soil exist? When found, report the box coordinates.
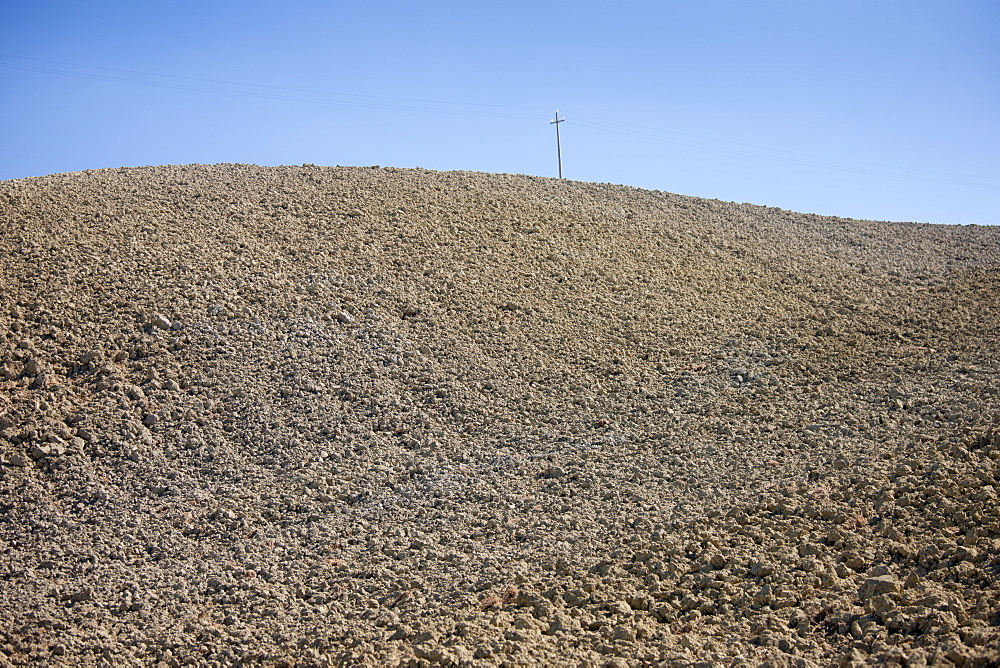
[1,164,999,667]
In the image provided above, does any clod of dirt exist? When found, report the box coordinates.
[1,164,998,665]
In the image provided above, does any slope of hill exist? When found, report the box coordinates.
[1,164,999,666]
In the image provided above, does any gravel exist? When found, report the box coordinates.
[1,163,998,666]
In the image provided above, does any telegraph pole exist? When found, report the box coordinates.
[550,109,565,179]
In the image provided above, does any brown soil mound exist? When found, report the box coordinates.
[1,164,999,666]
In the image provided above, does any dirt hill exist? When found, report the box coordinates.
[1,164,999,666]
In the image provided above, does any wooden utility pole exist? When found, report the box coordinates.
[550,109,565,179]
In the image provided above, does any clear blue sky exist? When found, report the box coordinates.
[2,1,998,225]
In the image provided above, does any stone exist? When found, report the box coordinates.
[31,373,56,389]
[70,588,93,603]
[547,614,581,634]
[6,452,28,467]
[607,600,633,616]
[842,553,868,572]
[23,358,44,376]
[859,575,899,601]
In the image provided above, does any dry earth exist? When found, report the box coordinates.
[1,164,999,667]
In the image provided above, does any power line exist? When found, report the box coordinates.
[0,55,546,120]
[576,111,994,179]
[0,53,546,113]
[3,53,995,190]
[567,111,999,189]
